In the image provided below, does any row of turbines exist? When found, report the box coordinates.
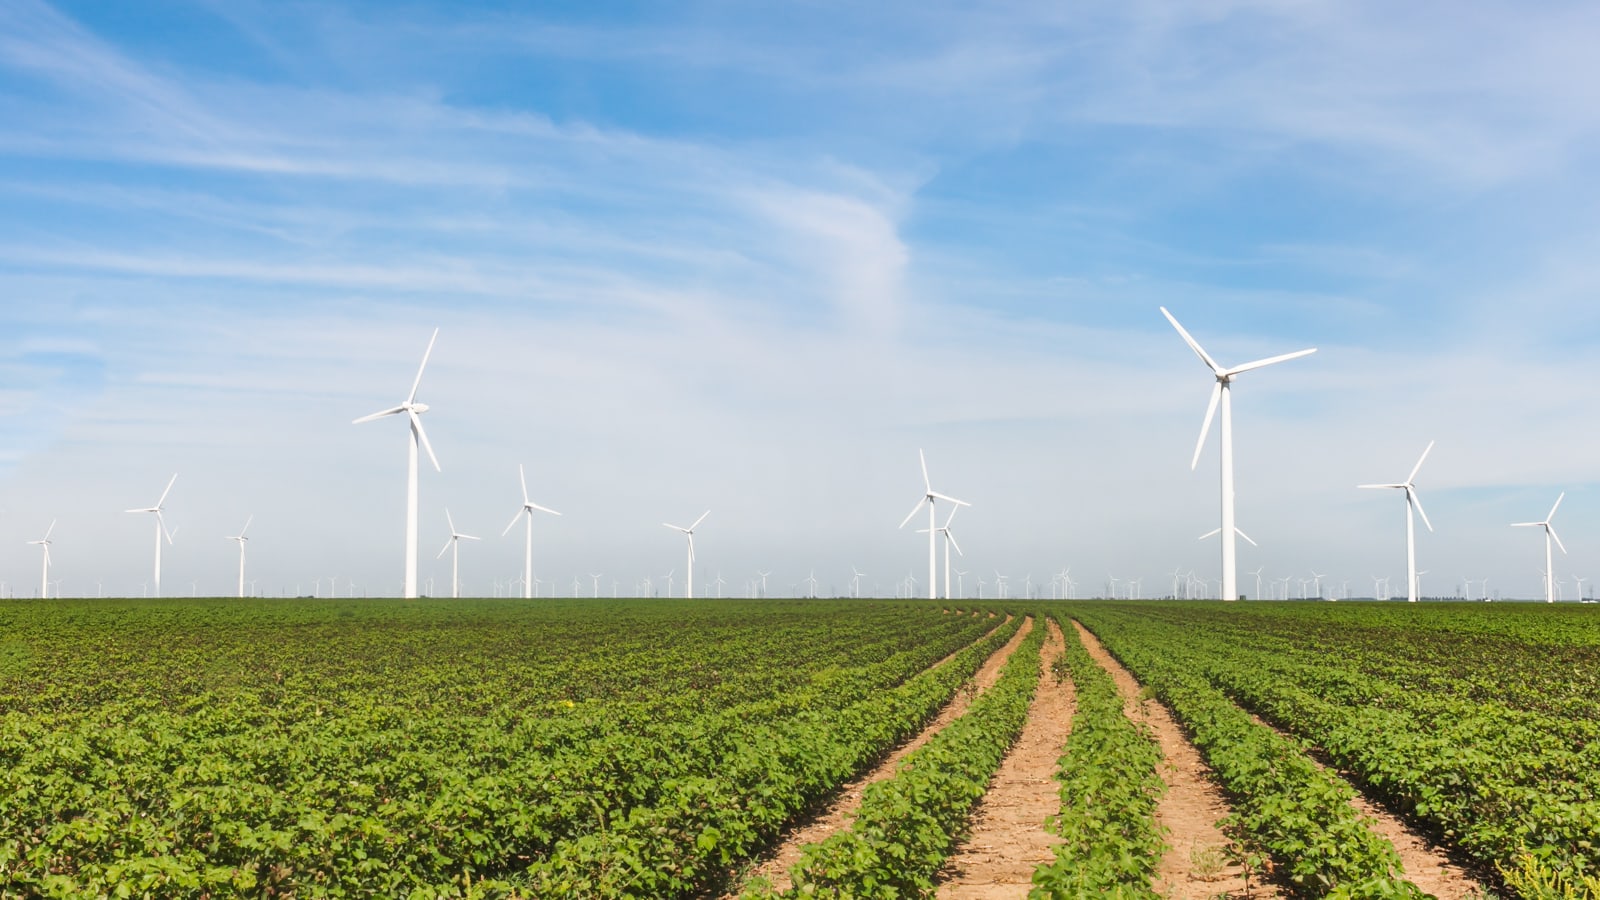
[12,309,1586,603]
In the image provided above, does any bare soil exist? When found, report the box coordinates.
[1071,620,1284,900]
[727,616,1035,897]
[934,617,1074,898]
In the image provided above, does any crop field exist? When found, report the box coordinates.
[1,598,1598,899]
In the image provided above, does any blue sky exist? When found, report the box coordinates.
[4,0,1600,599]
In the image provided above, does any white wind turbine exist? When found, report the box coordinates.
[1512,492,1566,604]
[1162,307,1316,603]
[850,566,866,599]
[436,509,479,599]
[918,505,965,601]
[1359,441,1435,603]
[663,511,709,599]
[353,327,441,599]
[898,449,969,601]
[27,520,55,600]
[226,516,252,599]
[502,464,561,600]
[126,473,177,597]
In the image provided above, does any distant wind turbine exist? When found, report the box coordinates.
[27,520,55,600]
[353,327,441,599]
[1359,441,1434,603]
[898,449,969,600]
[226,515,252,599]
[1162,307,1315,603]
[1512,492,1567,603]
[502,464,561,600]
[663,511,709,599]
[435,509,479,599]
[125,473,177,597]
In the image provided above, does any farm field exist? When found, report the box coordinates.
[0,598,1597,898]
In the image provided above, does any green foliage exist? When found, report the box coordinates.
[0,597,1004,898]
[755,618,1046,899]
[1029,616,1165,898]
[1066,605,1429,899]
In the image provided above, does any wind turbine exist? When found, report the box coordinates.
[756,570,770,599]
[126,473,177,597]
[1248,566,1264,601]
[899,449,969,600]
[1359,441,1434,603]
[663,511,709,599]
[590,573,604,598]
[1161,307,1316,603]
[435,509,479,599]
[918,505,965,600]
[226,516,252,599]
[353,327,441,599]
[1310,571,1326,600]
[1512,492,1567,603]
[502,464,561,600]
[850,566,866,599]
[27,520,55,600]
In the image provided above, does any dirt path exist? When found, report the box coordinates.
[1071,620,1282,900]
[730,617,1035,897]
[1232,710,1487,900]
[934,617,1074,898]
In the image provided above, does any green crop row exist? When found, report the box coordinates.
[1070,609,1427,900]
[749,616,1046,900]
[1149,608,1600,890]
[1029,616,1164,898]
[508,613,1024,897]
[0,598,998,897]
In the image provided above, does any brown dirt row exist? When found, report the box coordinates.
[1070,620,1284,900]
[726,616,1035,897]
[934,616,1075,898]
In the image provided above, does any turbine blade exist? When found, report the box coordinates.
[446,508,456,533]
[1549,491,1566,521]
[519,464,530,503]
[461,533,480,542]
[528,502,561,516]
[239,515,252,537]
[502,510,524,536]
[1198,528,1220,540]
[408,327,440,405]
[410,411,441,472]
[158,512,174,544]
[353,406,405,424]
[156,473,178,507]
[947,531,963,556]
[1550,524,1569,555]
[1236,527,1259,547]
[1510,521,1540,528]
[1408,487,1434,532]
[44,519,56,540]
[1192,382,1221,470]
[438,538,453,558]
[1407,440,1435,484]
[919,449,931,492]
[1358,483,1405,490]
[690,510,710,530]
[898,498,927,529]
[1160,307,1222,373]
[929,491,970,507]
[1223,347,1317,377]
[687,534,696,562]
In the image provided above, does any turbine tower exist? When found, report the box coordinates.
[226,515,252,598]
[125,473,177,597]
[353,327,441,599]
[1359,441,1435,603]
[898,449,969,600]
[436,509,479,599]
[1512,492,1566,604]
[1162,307,1315,603]
[503,464,561,599]
[663,510,709,599]
[27,520,55,600]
